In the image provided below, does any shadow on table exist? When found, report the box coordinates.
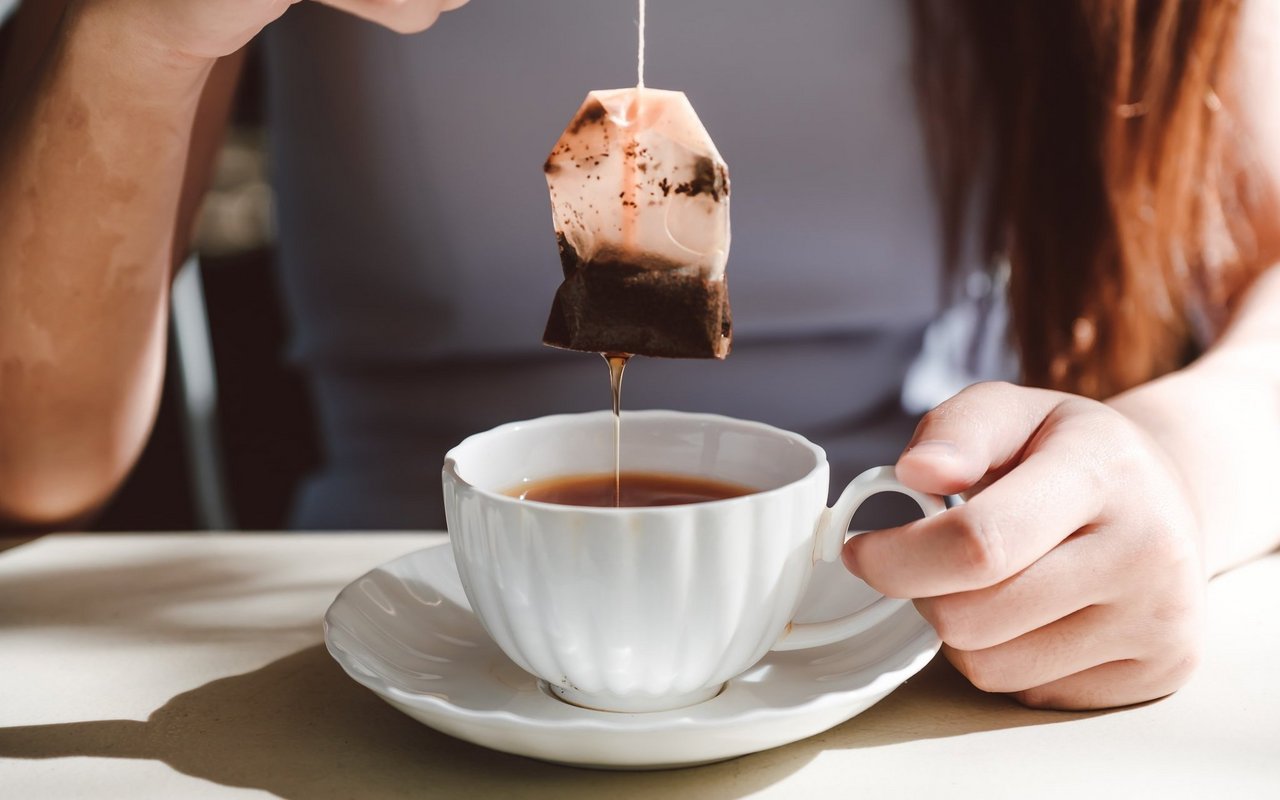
[782,651,1104,749]
[0,549,331,641]
[0,642,1102,799]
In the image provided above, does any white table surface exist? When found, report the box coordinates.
[0,533,1276,799]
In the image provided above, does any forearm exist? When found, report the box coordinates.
[1109,264,1280,576]
[0,3,212,524]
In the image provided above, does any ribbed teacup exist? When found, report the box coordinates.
[443,410,943,713]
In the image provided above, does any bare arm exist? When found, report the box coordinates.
[0,2,238,526]
[1110,264,1280,576]
[0,0,469,528]
[1110,2,1280,575]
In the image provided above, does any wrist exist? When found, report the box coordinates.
[1106,371,1213,575]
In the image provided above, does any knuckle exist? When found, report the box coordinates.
[1162,642,1198,686]
[968,380,1018,399]
[914,597,949,637]
[1133,523,1201,578]
[1059,401,1129,470]
[1011,687,1061,710]
[1082,449,1120,507]
[951,509,1008,583]
[920,597,984,650]
[965,664,1012,694]
[916,404,957,432]
[924,381,1012,425]
[947,648,1015,694]
[1160,526,1200,568]
[1099,423,1148,476]
[1157,648,1202,690]
[1150,597,1198,634]
[1014,679,1125,711]
[1150,590,1205,647]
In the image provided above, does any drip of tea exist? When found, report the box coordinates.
[509,471,755,508]
[603,352,630,505]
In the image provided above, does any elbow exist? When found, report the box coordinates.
[0,316,167,530]
[0,453,132,531]
[0,359,163,530]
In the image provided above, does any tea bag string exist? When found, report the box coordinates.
[637,0,646,89]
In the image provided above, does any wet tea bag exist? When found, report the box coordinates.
[542,88,732,359]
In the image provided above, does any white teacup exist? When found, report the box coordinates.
[443,410,945,713]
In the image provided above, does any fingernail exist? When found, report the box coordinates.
[905,440,960,459]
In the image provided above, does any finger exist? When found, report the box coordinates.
[1011,655,1197,711]
[846,435,1106,597]
[944,604,1127,694]
[316,0,450,34]
[913,526,1121,651]
[896,381,1067,496]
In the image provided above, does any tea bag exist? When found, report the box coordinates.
[542,88,732,359]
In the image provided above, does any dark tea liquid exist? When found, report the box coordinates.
[509,471,756,508]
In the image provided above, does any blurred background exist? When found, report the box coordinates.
[94,46,319,532]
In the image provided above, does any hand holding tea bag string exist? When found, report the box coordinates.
[74,0,471,62]
[843,260,1280,710]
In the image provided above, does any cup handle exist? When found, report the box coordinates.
[772,465,947,651]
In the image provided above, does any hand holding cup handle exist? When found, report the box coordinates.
[772,466,947,651]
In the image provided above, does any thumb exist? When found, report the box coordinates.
[896,381,1066,495]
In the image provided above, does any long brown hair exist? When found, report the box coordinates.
[912,0,1277,398]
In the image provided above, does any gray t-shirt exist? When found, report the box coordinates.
[264,0,964,528]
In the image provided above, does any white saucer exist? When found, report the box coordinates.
[324,543,940,770]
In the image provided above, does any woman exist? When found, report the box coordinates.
[1,0,1277,711]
